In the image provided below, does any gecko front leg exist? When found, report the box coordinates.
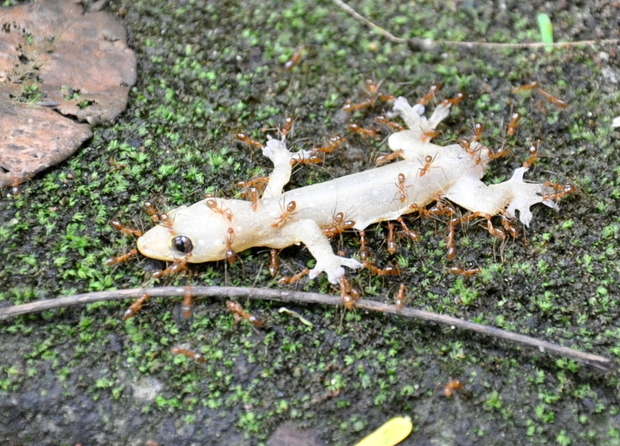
[266,219,363,283]
[387,96,452,160]
[260,135,326,198]
[261,136,294,198]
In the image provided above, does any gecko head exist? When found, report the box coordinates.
[136,204,230,263]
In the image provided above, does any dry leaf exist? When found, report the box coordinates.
[0,101,92,187]
[267,422,327,446]
[0,0,137,187]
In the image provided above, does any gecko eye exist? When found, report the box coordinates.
[171,236,193,253]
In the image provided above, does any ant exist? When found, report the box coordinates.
[235,132,263,149]
[323,212,356,239]
[280,116,295,137]
[365,262,399,276]
[237,177,269,211]
[268,249,279,277]
[145,201,173,228]
[122,293,149,320]
[458,138,481,162]
[295,135,347,166]
[171,347,205,363]
[501,214,520,239]
[513,81,568,109]
[226,301,263,327]
[412,199,456,223]
[205,197,234,221]
[312,135,347,154]
[347,123,379,138]
[448,212,506,243]
[542,182,577,202]
[446,228,458,261]
[397,173,407,203]
[272,200,297,228]
[357,230,399,275]
[236,176,269,190]
[225,228,237,264]
[106,216,146,267]
[278,268,310,284]
[448,266,481,277]
[342,79,395,112]
[535,88,568,109]
[472,122,484,143]
[490,145,510,160]
[396,217,420,242]
[418,154,438,177]
[152,254,190,279]
[110,220,142,237]
[421,129,439,143]
[342,98,375,113]
[339,276,361,310]
[444,379,463,397]
[292,153,323,166]
[506,112,521,136]
[418,83,442,105]
[375,114,405,132]
[179,287,194,319]
[387,221,397,254]
[522,143,539,168]
[105,248,138,266]
[244,186,260,211]
[284,46,306,71]
[440,91,466,107]
[445,213,482,261]
[394,283,407,310]
[375,149,403,166]
[358,230,370,262]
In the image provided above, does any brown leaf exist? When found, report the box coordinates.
[0,0,137,187]
[0,101,92,187]
[267,422,327,446]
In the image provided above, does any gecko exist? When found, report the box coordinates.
[131,95,570,284]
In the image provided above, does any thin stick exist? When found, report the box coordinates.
[0,286,613,371]
[332,0,407,43]
[332,0,619,50]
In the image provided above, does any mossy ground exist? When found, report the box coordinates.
[1,0,620,444]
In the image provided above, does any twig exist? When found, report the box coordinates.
[331,0,407,44]
[332,0,619,51]
[0,286,613,371]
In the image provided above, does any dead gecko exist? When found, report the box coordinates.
[135,96,565,283]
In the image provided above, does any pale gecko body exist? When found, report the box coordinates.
[137,97,558,283]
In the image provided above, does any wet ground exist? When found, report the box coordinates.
[1,0,620,444]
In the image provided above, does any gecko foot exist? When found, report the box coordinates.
[309,256,363,284]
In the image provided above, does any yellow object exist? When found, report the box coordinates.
[278,307,314,327]
[354,416,413,446]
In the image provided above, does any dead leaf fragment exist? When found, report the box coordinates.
[0,0,137,124]
[267,422,327,446]
[0,101,92,187]
[0,0,137,187]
